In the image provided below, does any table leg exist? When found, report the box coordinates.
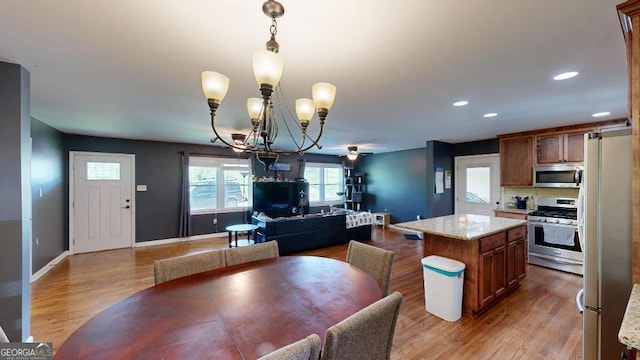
[235,231,239,247]
[228,231,232,248]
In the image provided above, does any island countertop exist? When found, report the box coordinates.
[619,283,640,349]
[394,214,527,240]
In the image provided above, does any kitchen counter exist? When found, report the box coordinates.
[619,283,640,349]
[395,214,527,241]
[396,214,528,318]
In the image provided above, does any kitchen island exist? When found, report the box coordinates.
[396,214,528,318]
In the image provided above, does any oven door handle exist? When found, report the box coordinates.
[529,222,577,229]
[529,252,583,265]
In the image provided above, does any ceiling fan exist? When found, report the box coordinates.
[345,146,373,161]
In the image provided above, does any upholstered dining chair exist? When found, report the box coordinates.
[225,241,279,266]
[258,334,321,360]
[0,325,9,343]
[346,240,395,296]
[153,249,226,285]
[319,291,403,360]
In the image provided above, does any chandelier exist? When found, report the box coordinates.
[201,0,336,167]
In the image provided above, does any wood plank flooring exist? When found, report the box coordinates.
[31,227,583,359]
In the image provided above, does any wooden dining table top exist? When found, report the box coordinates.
[54,255,382,360]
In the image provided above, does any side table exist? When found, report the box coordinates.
[373,213,391,227]
[225,224,260,247]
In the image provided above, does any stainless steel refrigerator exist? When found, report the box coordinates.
[577,129,633,360]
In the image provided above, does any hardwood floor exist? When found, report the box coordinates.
[31,227,583,359]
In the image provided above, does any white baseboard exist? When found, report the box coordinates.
[133,232,228,248]
[30,233,228,283]
[31,251,69,283]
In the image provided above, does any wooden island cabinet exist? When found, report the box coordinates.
[396,214,527,318]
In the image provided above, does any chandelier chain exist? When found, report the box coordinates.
[270,18,278,38]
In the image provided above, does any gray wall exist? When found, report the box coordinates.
[63,135,345,242]
[361,148,428,223]
[425,140,454,218]
[360,138,499,223]
[0,61,31,341]
[64,135,252,242]
[31,119,65,271]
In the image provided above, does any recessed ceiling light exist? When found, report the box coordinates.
[453,100,469,107]
[592,112,611,117]
[553,71,579,80]
[483,113,498,118]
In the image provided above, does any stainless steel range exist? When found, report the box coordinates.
[528,196,582,275]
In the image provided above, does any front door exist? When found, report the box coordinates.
[454,154,500,216]
[71,152,134,253]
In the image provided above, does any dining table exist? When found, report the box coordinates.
[54,255,382,359]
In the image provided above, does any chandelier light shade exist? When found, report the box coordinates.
[295,98,315,125]
[202,0,336,168]
[312,82,337,110]
[247,98,264,120]
[252,50,284,88]
[201,72,230,103]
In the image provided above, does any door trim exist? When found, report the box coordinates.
[69,151,136,254]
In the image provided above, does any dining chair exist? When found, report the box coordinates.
[225,241,279,266]
[258,334,321,360]
[319,291,403,360]
[346,240,394,296]
[0,325,9,343]
[153,249,226,285]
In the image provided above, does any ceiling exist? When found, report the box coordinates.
[0,0,628,156]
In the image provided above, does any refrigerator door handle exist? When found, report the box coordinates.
[576,288,584,313]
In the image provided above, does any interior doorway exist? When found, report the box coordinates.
[454,154,500,216]
[69,152,135,253]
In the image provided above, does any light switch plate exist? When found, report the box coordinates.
[136,185,147,191]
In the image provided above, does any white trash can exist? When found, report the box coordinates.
[421,255,465,322]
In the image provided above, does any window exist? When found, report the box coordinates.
[304,162,343,204]
[86,162,121,180]
[189,156,251,213]
[465,166,490,204]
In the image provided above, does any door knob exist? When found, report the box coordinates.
[123,205,130,209]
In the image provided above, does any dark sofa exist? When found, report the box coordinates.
[252,213,371,255]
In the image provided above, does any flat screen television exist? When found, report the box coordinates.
[252,181,309,218]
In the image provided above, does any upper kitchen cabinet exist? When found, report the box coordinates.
[499,135,534,186]
[536,129,593,164]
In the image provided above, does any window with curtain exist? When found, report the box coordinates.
[189,156,252,214]
[304,162,344,204]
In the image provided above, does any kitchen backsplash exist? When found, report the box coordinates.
[500,186,579,210]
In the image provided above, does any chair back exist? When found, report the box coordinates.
[320,291,403,360]
[258,334,321,360]
[154,250,226,285]
[346,241,394,296]
[225,241,279,266]
[0,325,8,343]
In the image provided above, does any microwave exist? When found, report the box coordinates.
[534,164,583,188]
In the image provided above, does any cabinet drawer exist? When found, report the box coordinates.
[507,226,526,241]
[494,211,527,220]
[479,232,506,253]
